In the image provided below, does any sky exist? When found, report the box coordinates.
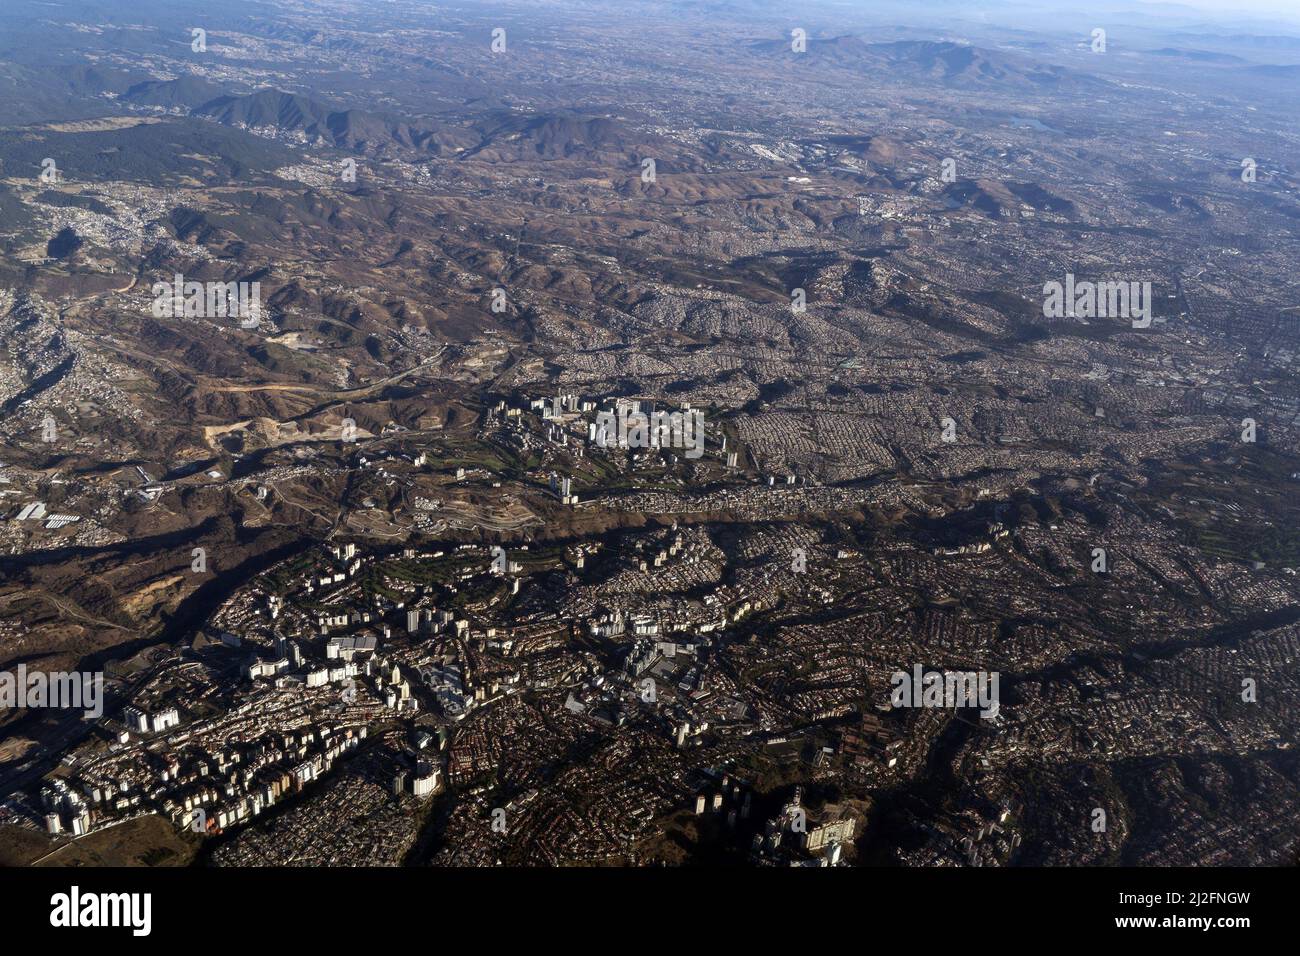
[1135,0,1300,24]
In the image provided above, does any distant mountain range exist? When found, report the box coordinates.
[1147,48,1246,63]
[750,37,1095,89]
[113,82,473,155]
[58,73,679,163]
